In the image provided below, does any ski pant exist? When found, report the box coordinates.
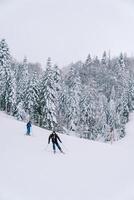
[52,142,62,152]
[27,127,31,135]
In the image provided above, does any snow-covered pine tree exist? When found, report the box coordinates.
[81,54,93,84]
[15,57,29,118]
[64,66,82,131]
[24,72,39,120]
[115,53,130,125]
[93,94,109,142]
[15,101,26,121]
[16,57,29,97]
[5,70,17,115]
[39,57,57,129]
[0,39,16,113]
[101,51,107,65]
[52,64,64,131]
[79,80,106,140]
[128,70,134,111]
[106,86,117,141]
[58,81,68,131]
[85,53,92,66]
[96,52,113,99]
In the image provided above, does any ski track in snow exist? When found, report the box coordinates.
[0,111,134,200]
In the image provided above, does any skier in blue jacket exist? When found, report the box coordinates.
[26,121,31,135]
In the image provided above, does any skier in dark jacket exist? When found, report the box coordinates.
[48,131,63,153]
[26,121,31,135]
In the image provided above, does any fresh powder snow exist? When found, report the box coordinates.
[0,111,134,200]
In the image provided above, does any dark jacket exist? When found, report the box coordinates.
[27,121,31,129]
[48,132,62,144]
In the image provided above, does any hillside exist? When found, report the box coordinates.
[0,112,134,200]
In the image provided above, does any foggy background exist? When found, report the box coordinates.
[0,0,134,66]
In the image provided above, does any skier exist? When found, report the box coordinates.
[48,131,63,154]
[26,121,32,135]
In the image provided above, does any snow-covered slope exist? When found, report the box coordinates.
[0,112,134,200]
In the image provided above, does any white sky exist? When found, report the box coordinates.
[0,0,134,67]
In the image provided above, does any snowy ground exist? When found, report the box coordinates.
[0,112,134,200]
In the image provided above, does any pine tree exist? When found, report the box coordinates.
[52,64,63,131]
[101,51,107,65]
[5,70,17,114]
[79,80,107,140]
[115,54,130,124]
[85,53,92,66]
[24,72,39,119]
[64,67,82,131]
[39,58,57,129]
[107,86,117,140]
[15,101,26,120]
[0,39,15,112]
[17,57,29,97]
[15,57,29,116]
[58,81,68,130]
